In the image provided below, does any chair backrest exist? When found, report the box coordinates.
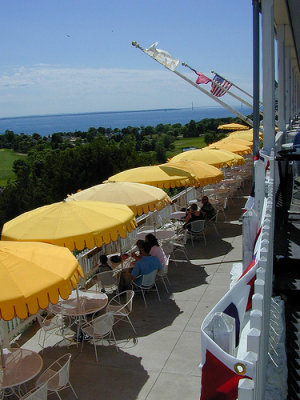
[92,312,114,335]
[108,290,135,314]
[161,242,174,257]
[21,383,48,400]
[96,270,120,290]
[163,255,170,274]
[141,269,158,287]
[57,354,71,388]
[190,220,205,232]
[125,290,135,313]
[44,353,71,390]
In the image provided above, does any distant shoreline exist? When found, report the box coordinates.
[0,106,251,137]
[0,106,223,121]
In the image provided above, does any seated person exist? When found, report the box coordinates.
[124,241,162,286]
[98,255,112,273]
[131,239,144,262]
[145,233,168,267]
[183,203,203,229]
[200,196,216,220]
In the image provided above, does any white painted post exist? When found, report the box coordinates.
[254,279,265,298]
[252,293,264,313]
[254,159,265,216]
[261,0,275,154]
[285,48,291,125]
[250,309,263,331]
[277,24,286,133]
[238,378,255,400]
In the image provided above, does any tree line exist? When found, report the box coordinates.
[0,116,242,230]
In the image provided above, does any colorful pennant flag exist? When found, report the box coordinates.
[196,72,211,84]
[211,74,232,97]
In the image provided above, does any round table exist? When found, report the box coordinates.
[49,291,108,342]
[1,348,43,392]
[50,291,108,317]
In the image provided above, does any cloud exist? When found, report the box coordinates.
[0,65,247,117]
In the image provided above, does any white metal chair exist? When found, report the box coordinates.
[185,220,206,246]
[156,256,171,293]
[132,269,160,307]
[167,232,189,265]
[205,212,220,236]
[36,353,77,400]
[94,270,120,294]
[213,198,226,221]
[36,312,71,349]
[20,383,48,400]
[106,290,136,334]
[80,312,117,362]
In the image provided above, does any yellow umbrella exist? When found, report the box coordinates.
[218,123,249,130]
[206,142,251,155]
[217,137,253,148]
[107,165,196,189]
[169,148,237,168]
[0,241,83,320]
[228,128,263,142]
[1,201,137,251]
[160,160,224,187]
[206,149,245,166]
[67,182,171,216]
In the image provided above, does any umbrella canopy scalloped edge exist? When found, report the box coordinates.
[0,241,84,320]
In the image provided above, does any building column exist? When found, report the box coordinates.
[277,24,286,132]
[261,0,275,154]
[285,50,291,125]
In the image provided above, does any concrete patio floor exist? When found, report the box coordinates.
[17,191,248,400]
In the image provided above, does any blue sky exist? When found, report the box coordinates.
[0,0,253,117]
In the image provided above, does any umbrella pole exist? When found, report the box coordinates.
[0,341,5,369]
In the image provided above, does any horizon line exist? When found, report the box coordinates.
[0,105,247,121]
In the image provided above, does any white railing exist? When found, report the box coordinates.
[200,149,288,399]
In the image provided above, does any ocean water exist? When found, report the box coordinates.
[0,107,251,137]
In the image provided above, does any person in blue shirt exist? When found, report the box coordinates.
[293,130,300,148]
[124,241,162,286]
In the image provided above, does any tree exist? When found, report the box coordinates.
[185,120,199,137]
[155,142,166,163]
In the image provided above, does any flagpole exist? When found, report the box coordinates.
[172,69,253,126]
[132,41,254,127]
[183,63,256,113]
[211,70,257,101]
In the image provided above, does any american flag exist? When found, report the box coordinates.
[210,74,232,97]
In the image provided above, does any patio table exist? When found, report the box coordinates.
[49,290,108,342]
[0,348,43,398]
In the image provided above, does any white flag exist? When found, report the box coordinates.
[145,42,179,71]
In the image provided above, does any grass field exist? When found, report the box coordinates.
[166,136,206,159]
[0,149,26,186]
[0,136,206,187]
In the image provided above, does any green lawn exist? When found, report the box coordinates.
[166,136,206,159]
[0,149,26,186]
